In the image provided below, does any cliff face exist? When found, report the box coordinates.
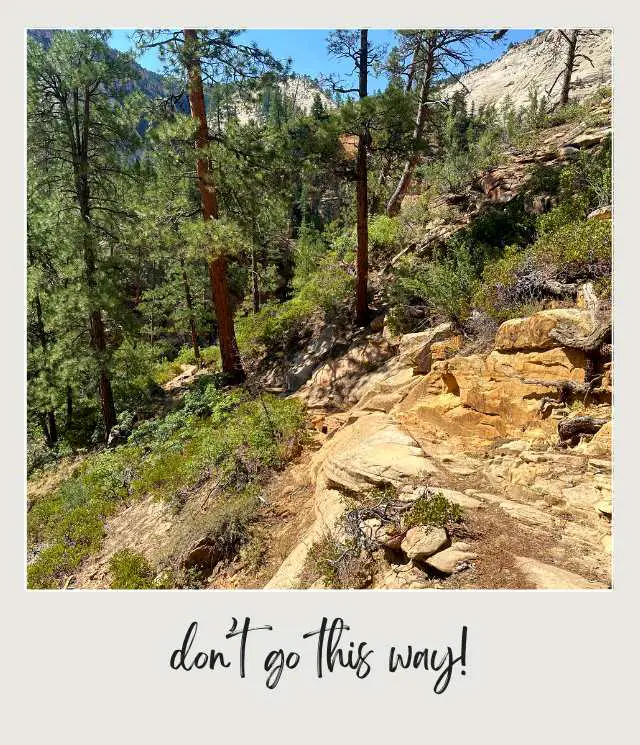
[443,30,612,110]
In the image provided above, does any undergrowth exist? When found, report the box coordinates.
[27,382,306,589]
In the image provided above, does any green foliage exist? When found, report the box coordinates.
[235,254,352,358]
[109,549,155,589]
[476,210,611,321]
[403,493,463,530]
[388,241,477,329]
[27,386,306,588]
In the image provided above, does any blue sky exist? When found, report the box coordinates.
[110,29,537,93]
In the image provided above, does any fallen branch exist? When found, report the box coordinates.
[549,320,612,354]
[521,376,603,407]
[558,415,608,446]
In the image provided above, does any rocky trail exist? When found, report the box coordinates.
[262,304,611,590]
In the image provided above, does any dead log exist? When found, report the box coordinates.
[548,319,611,354]
[549,318,612,383]
[521,376,603,406]
[558,415,608,446]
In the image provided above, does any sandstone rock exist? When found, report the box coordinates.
[317,414,434,494]
[401,526,449,560]
[497,439,530,453]
[513,556,607,589]
[376,562,430,589]
[398,322,454,372]
[430,335,463,361]
[561,483,601,509]
[583,421,612,457]
[557,145,580,160]
[425,543,478,574]
[434,488,483,509]
[568,129,611,149]
[485,347,587,381]
[298,337,395,409]
[595,499,612,519]
[494,309,593,352]
[285,325,343,391]
[499,500,556,529]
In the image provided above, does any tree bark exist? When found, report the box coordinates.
[560,30,579,106]
[386,43,435,217]
[184,29,245,383]
[355,29,370,327]
[180,257,200,361]
[66,384,73,431]
[558,415,607,446]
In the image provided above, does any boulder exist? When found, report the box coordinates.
[494,309,594,352]
[400,526,449,560]
[298,337,395,409]
[375,562,430,589]
[398,322,454,369]
[582,421,612,457]
[425,543,478,574]
[321,420,434,494]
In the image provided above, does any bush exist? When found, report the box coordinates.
[403,493,463,530]
[27,387,306,588]
[476,213,611,320]
[388,241,478,330]
[302,533,372,589]
[109,549,155,589]
[235,258,352,358]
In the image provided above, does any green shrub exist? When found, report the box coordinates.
[476,214,611,320]
[235,259,352,357]
[388,241,478,329]
[403,493,463,530]
[27,388,306,588]
[109,549,155,589]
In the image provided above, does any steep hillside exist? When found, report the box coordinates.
[443,30,611,109]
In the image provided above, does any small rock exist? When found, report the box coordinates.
[497,440,530,453]
[401,526,449,561]
[556,145,580,160]
[370,314,386,332]
[435,488,483,509]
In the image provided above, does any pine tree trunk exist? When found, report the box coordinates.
[47,410,58,446]
[355,29,370,327]
[33,293,58,446]
[62,81,118,439]
[560,30,579,105]
[184,29,245,383]
[386,45,435,217]
[180,258,200,361]
[90,308,117,434]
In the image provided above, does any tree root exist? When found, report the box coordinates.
[558,415,608,447]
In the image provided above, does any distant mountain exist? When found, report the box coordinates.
[27,30,334,124]
[442,29,612,109]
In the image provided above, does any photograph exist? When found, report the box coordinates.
[25,27,612,591]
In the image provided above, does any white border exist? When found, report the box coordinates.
[4,2,639,741]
